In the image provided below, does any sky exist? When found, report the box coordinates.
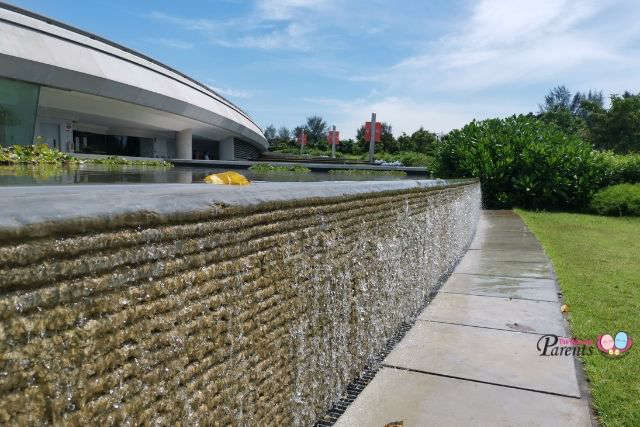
[10,0,640,139]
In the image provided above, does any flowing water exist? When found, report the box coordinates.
[0,180,480,425]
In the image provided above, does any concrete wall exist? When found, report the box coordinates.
[0,180,480,425]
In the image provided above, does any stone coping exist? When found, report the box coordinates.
[0,179,477,240]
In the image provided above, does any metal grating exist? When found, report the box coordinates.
[234,139,260,160]
[313,250,469,426]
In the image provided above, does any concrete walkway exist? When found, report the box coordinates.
[336,210,594,426]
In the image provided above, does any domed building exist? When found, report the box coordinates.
[0,3,267,160]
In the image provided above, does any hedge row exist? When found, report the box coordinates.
[434,115,640,209]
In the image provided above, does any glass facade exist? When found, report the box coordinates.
[0,77,40,147]
[73,131,147,157]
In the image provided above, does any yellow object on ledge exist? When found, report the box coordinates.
[204,171,251,185]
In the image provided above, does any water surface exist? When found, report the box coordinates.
[0,164,417,186]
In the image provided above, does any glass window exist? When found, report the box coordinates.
[0,77,40,147]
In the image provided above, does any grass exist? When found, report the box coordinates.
[248,163,311,174]
[516,210,640,427]
[327,169,407,177]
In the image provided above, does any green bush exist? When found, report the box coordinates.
[86,156,172,168]
[0,145,173,168]
[434,115,601,209]
[249,163,311,174]
[327,169,406,177]
[0,144,79,164]
[594,151,640,186]
[375,151,434,167]
[591,184,640,216]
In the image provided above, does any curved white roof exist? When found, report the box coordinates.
[0,2,267,150]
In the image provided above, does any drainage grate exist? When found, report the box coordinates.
[313,253,466,426]
[314,322,413,426]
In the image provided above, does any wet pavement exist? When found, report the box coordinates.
[335,210,594,426]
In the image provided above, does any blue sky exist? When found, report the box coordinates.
[11,0,640,138]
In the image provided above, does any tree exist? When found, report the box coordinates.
[538,86,596,136]
[379,123,396,153]
[277,126,291,143]
[263,124,277,147]
[292,126,306,149]
[539,86,572,113]
[582,93,640,153]
[539,107,584,136]
[397,132,412,151]
[540,86,603,117]
[337,138,358,154]
[293,126,305,138]
[304,115,327,148]
[571,90,603,119]
[410,127,437,154]
[355,122,394,153]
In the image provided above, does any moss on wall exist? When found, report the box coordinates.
[0,182,480,425]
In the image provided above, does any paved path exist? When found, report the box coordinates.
[336,210,594,426]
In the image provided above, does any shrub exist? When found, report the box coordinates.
[593,151,640,186]
[0,145,173,167]
[591,184,640,216]
[374,151,434,167]
[249,164,311,174]
[86,156,172,168]
[0,144,79,164]
[434,115,601,209]
[327,169,406,177]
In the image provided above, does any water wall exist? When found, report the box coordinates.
[0,180,480,425]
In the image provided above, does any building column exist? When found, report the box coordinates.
[219,136,235,160]
[176,129,192,159]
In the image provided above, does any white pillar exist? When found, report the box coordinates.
[176,129,192,159]
[219,136,235,160]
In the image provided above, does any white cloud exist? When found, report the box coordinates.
[149,1,334,51]
[375,0,640,94]
[303,95,531,139]
[207,84,253,99]
[147,1,640,134]
[148,11,219,32]
[257,0,331,20]
[215,22,312,50]
[147,37,194,50]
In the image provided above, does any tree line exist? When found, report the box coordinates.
[263,86,640,158]
[262,116,439,156]
[538,86,640,153]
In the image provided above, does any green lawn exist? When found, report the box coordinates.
[516,210,640,427]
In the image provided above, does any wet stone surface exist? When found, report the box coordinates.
[335,210,591,426]
[418,292,566,335]
[335,368,591,427]
[454,257,554,278]
[0,181,481,425]
[383,321,581,397]
[442,273,559,302]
